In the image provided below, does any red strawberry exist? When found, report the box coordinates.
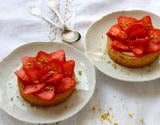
[55,77,76,93]
[23,83,45,94]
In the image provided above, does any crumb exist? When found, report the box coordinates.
[10,97,13,101]
[112,63,117,69]
[92,106,96,112]
[78,70,82,76]
[109,107,112,111]
[114,122,118,125]
[107,61,111,64]
[100,112,112,123]
[138,118,144,124]
[113,95,116,98]
[101,35,104,39]
[98,108,101,112]
[128,113,134,118]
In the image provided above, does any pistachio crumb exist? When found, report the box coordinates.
[78,70,82,76]
[10,97,13,101]
[139,118,144,124]
[92,106,96,112]
[128,113,134,118]
[112,63,117,69]
[114,122,118,125]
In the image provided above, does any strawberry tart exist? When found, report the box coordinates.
[15,50,76,106]
[107,15,160,68]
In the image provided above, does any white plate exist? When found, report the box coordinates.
[0,42,96,124]
[85,10,160,82]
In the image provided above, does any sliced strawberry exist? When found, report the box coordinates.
[128,38,150,56]
[63,60,75,77]
[147,41,160,53]
[36,86,55,100]
[130,47,144,56]
[55,77,76,93]
[25,68,41,81]
[23,83,45,94]
[111,40,130,52]
[107,24,127,40]
[46,74,63,84]
[50,50,66,62]
[128,38,150,46]
[140,16,153,30]
[39,71,54,82]
[118,16,137,31]
[47,59,63,74]
[128,28,147,40]
[148,29,160,43]
[35,51,50,69]
[21,56,36,70]
[15,69,31,83]
[126,23,144,34]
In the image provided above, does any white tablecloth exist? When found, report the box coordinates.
[0,0,160,125]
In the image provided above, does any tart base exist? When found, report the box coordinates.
[18,80,75,107]
[107,38,160,68]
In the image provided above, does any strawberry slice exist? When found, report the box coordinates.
[21,56,36,70]
[46,74,63,84]
[63,60,75,77]
[25,68,41,81]
[126,23,144,34]
[107,24,127,40]
[36,86,55,100]
[47,59,63,74]
[148,29,160,43]
[39,71,54,82]
[35,51,50,69]
[111,40,130,52]
[55,77,76,93]
[118,16,137,31]
[140,16,153,30]
[128,38,150,56]
[50,50,66,62]
[23,83,45,94]
[15,69,31,83]
[128,28,147,40]
[147,41,160,53]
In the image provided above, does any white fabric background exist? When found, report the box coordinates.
[0,0,160,125]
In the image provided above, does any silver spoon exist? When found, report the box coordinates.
[29,6,81,43]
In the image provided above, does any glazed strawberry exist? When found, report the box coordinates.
[147,41,160,53]
[107,24,127,40]
[23,83,45,94]
[128,38,150,56]
[55,77,76,93]
[126,23,144,34]
[118,16,137,31]
[148,29,160,43]
[35,51,50,69]
[36,86,55,100]
[128,28,147,40]
[15,69,31,83]
[21,56,36,70]
[47,59,63,74]
[63,60,75,77]
[111,39,130,52]
[46,74,64,84]
[140,16,153,30]
[50,50,66,62]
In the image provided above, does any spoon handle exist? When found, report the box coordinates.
[41,15,62,29]
[47,2,65,26]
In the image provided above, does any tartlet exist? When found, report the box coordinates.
[15,50,76,106]
[106,16,160,68]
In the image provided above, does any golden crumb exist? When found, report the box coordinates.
[139,118,144,124]
[92,106,96,112]
[112,63,117,69]
[128,113,134,118]
[100,112,112,123]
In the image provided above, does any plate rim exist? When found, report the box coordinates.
[0,41,96,124]
[85,9,160,82]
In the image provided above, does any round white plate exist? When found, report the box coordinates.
[0,42,96,124]
[85,10,160,82]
